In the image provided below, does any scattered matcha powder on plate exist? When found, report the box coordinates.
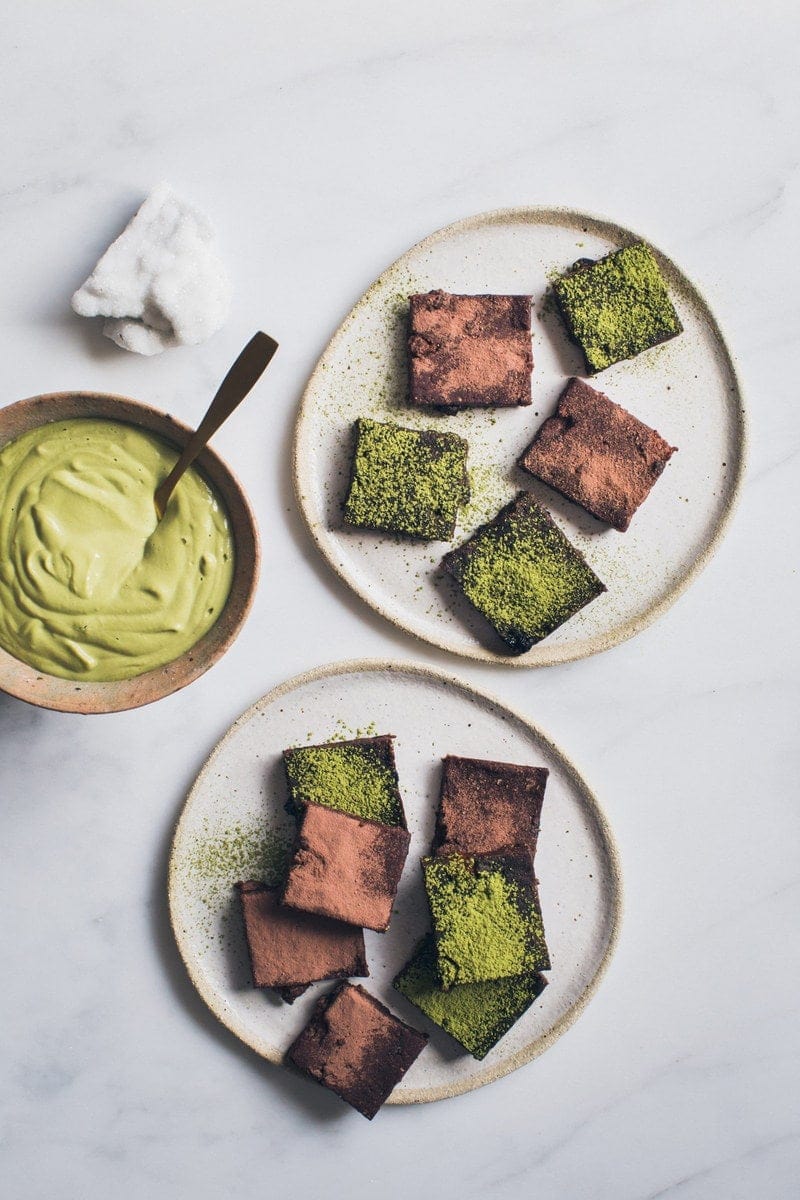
[184,821,292,909]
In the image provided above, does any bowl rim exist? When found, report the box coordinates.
[0,390,260,714]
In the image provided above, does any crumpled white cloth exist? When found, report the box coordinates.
[71,183,231,355]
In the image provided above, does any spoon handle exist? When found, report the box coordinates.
[155,331,279,518]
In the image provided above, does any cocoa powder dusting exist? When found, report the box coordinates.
[521,378,676,531]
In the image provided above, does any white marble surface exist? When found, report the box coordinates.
[1,3,798,1197]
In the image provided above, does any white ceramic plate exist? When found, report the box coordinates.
[169,660,622,1105]
[293,208,746,665]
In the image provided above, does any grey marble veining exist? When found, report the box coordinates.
[1,2,799,1198]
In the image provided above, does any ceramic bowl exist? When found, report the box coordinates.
[0,391,260,714]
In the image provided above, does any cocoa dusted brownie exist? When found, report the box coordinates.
[282,802,411,933]
[408,290,533,409]
[394,934,548,1060]
[287,981,428,1119]
[552,242,682,374]
[519,378,678,532]
[442,492,606,654]
[235,882,368,1002]
[434,755,548,859]
[343,417,470,540]
[283,735,406,827]
[422,849,550,989]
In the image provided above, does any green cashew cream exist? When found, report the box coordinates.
[0,418,234,681]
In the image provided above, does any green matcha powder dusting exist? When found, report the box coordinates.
[285,742,403,825]
[423,854,547,988]
[554,242,682,373]
[394,934,547,1059]
[344,418,470,540]
[185,821,292,909]
[448,495,605,649]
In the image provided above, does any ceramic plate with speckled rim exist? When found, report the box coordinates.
[168,660,622,1105]
[293,208,746,665]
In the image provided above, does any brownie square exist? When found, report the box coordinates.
[287,982,428,1119]
[412,288,532,410]
[422,849,550,989]
[282,803,411,933]
[552,242,682,374]
[408,291,533,409]
[442,492,606,654]
[235,881,367,1001]
[343,417,470,540]
[434,755,548,859]
[283,735,406,827]
[519,378,678,531]
[394,934,548,1060]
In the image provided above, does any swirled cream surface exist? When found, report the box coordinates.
[0,419,234,681]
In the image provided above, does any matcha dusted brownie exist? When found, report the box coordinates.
[520,378,678,531]
[283,735,406,826]
[553,242,682,374]
[442,492,606,654]
[282,803,411,933]
[287,982,428,1119]
[343,417,470,540]
[422,849,550,989]
[434,755,548,859]
[235,881,367,1001]
[408,291,533,409]
[394,934,548,1059]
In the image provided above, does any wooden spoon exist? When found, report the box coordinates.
[155,331,278,519]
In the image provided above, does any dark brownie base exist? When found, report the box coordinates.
[281,803,411,933]
[235,881,367,998]
[287,982,428,1119]
[434,755,548,860]
[519,378,677,531]
[277,984,309,1004]
[409,291,533,409]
